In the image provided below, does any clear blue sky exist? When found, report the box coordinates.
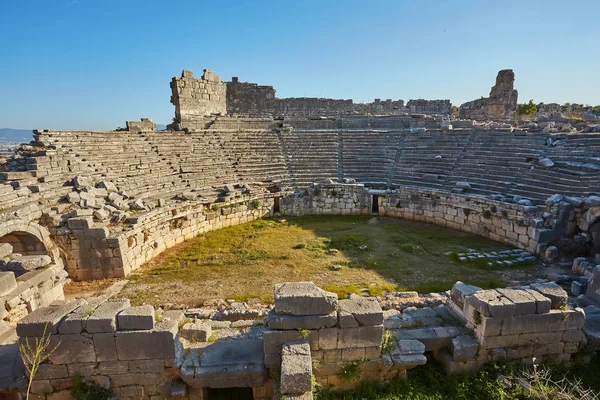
[1,0,598,130]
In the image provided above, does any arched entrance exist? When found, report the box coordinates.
[0,220,58,261]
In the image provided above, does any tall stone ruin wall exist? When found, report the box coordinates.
[460,69,518,121]
[170,69,227,126]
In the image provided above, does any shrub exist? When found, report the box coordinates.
[71,375,114,400]
[338,360,362,381]
[381,329,396,355]
[519,99,538,116]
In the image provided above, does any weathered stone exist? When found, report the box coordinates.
[267,310,337,330]
[86,299,130,333]
[93,332,118,361]
[466,289,515,318]
[530,282,568,309]
[450,281,482,308]
[274,282,337,316]
[451,335,479,362]
[180,321,211,342]
[114,318,178,360]
[17,300,84,337]
[6,255,51,272]
[0,243,13,258]
[280,341,312,395]
[496,288,536,315]
[0,271,17,295]
[337,294,383,327]
[117,305,155,331]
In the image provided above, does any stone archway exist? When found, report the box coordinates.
[0,220,59,261]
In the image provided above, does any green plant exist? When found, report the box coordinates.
[472,309,482,325]
[178,318,192,330]
[71,375,114,400]
[155,311,165,322]
[312,357,322,371]
[20,323,61,400]
[250,199,261,209]
[519,99,538,116]
[338,360,362,381]
[381,329,396,355]
[298,329,311,339]
[207,334,217,342]
[113,126,127,131]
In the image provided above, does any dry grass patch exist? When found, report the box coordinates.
[120,215,542,307]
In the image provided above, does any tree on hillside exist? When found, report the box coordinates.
[519,99,538,116]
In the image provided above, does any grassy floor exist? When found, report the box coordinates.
[119,215,542,307]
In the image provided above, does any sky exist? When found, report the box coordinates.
[0,0,598,130]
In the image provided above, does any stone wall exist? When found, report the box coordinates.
[16,299,182,399]
[448,282,587,367]
[280,183,544,253]
[460,69,518,121]
[406,99,452,115]
[170,69,227,128]
[126,118,156,133]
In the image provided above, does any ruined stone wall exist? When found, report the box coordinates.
[406,99,452,115]
[379,188,543,252]
[170,70,227,127]
[460,69,518,120]
[226,79,277,116]
[16,299,182,400]
[279,184,544,253]
[125,118,156,133]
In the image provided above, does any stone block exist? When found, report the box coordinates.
[496,288,536,315]
[115,319,178,360]
[93,333,118,361]
[530,282,568,309]
[267,310,337,330]
[337,325,383,348]
[67,216,93,231]
[451,335,479,362]
[17,300,84,337]
[274,282,337,316]
[180,321,211,342]
[280,341,312,395]
[466,289,515,318]
[523,288,552,314]
[0,271,17,294]
[263,329,318,354]
[450,281,482,308]
[58,300,102,334]
[337,294,383,327]
[393,339,425,355]
[47,333,96,364]
[318,328,339,350]
[85,299,130,333]
[0,243,13,258]
[117,305,155,330]
[391,353,427,368]
[7,255,52,272]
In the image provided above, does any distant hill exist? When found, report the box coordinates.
[0,128,33,144]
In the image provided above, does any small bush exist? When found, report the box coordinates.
[381,329,396,355]
[250,199,261,209]
[473,309,482,325]
[338,360,362,381]
[519,99,538,116]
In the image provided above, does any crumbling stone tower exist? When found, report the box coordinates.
[170,69,226,130]
[459,69,519,121]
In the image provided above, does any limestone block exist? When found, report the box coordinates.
[0,271,17,295]
[67,217,93,231]
[318,328,339,350]
[263,329,318,354]
[117,305,155,330]
[267,310,337,330]
[337,325,383,349]
[180,321,211,342]
[115,318,178,360]
[46,333,96,364]
[73,175,93,190]
[466,289,515,318]
[0,243,13,258]
[7,255,51,273]
[450,281,481,308]
[58,300,103,334]
[280,341,312,395]
[530,282,568,309]
[274,282,337,316]
[17,300,84,337]
[496,288,536,315]
[93,332,118,361]
[523,288,552,314]
[97,181,118,193]
[452,335,479,362]
[337,294,383,327]
[85,299,130,333]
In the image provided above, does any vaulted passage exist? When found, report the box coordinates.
[0,230,47,257]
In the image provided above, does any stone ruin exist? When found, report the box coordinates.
[5,279,596,399]
[0,67,599,398]
[459,69,519,121]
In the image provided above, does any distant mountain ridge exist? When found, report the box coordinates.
[0,128,33,143]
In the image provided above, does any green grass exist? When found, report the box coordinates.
[315,360,600,400]
[120,215,541,306]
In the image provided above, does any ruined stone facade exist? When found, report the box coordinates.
[459,69,519,120]
[170,69,227,127]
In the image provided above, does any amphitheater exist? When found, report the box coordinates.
[0,68,600,399]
